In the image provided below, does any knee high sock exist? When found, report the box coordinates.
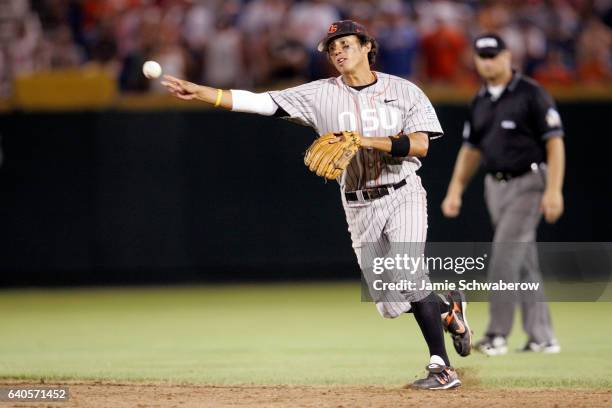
[412,292,451,366]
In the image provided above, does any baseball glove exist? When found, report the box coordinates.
[304,131,361,180]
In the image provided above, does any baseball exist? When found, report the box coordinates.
[142,60,162,79]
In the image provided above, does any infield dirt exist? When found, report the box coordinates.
[2,382,611,408]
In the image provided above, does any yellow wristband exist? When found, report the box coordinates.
[214,89,223,107]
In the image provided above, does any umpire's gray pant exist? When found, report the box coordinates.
[484,167,556,343]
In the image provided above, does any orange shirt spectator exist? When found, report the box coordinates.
[576,18,611,83]
[420,23,468,82]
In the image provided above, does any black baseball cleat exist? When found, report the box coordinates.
[411,361,461,390]
[443,290,472,357]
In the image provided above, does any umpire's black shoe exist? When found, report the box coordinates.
[443,290,472,357]
[411,361,461,390]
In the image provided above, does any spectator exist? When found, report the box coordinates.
[266,23,308,81]
[420,18,468,83]
[239,0,289,36]
[533,48,574,86]
[239,0,290,85]
[47,24,84,69]
[373,10,420,79]
[342,1,377,30]
[415,0,472,32]
[204,16,244,88]
[118,29,151,92]
[288,0,340,50]
[183,1,215,53]
[114,7,143,59]
[476,3,527,70]
[147,7,193,92]
[1,0,611,97]
[576,17,612,83]
[518,19,547,76]
[9,14,43,75]
[89,21,119,72]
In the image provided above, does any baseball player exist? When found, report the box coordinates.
[162,20,471,389]
[442,34,565,355]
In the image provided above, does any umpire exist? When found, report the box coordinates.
[441,34,565,355]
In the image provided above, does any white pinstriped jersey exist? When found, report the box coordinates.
[268,72,443,191]
[269,72,440,317]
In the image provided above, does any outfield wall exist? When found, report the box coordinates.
[0,102,609,285]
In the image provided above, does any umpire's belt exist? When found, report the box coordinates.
[345,179,407,202]
[488,162,544,182]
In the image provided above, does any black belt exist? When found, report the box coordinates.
[488,164,541,182]
[345,179,407,202]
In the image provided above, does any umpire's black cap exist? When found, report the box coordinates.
[473,33,507,58]
[317,20,368,52]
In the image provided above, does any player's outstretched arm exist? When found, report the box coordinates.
[161,75,233,109]
[161,75,280,116]
[441,145,482,218]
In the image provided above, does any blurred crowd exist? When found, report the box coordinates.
[0,0,611,96]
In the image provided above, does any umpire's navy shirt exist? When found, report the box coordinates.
[463,72,564,173]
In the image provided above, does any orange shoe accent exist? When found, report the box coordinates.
[438,370,450,385]
[445,313,454,326]
[446,311,466,334]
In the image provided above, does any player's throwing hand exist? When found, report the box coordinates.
[161,75,202,100]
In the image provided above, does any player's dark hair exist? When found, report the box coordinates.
[356,33,378,66]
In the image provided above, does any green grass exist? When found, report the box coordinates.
[0,283,610,388]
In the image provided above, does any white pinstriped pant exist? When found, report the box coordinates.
[342,172,431,318]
